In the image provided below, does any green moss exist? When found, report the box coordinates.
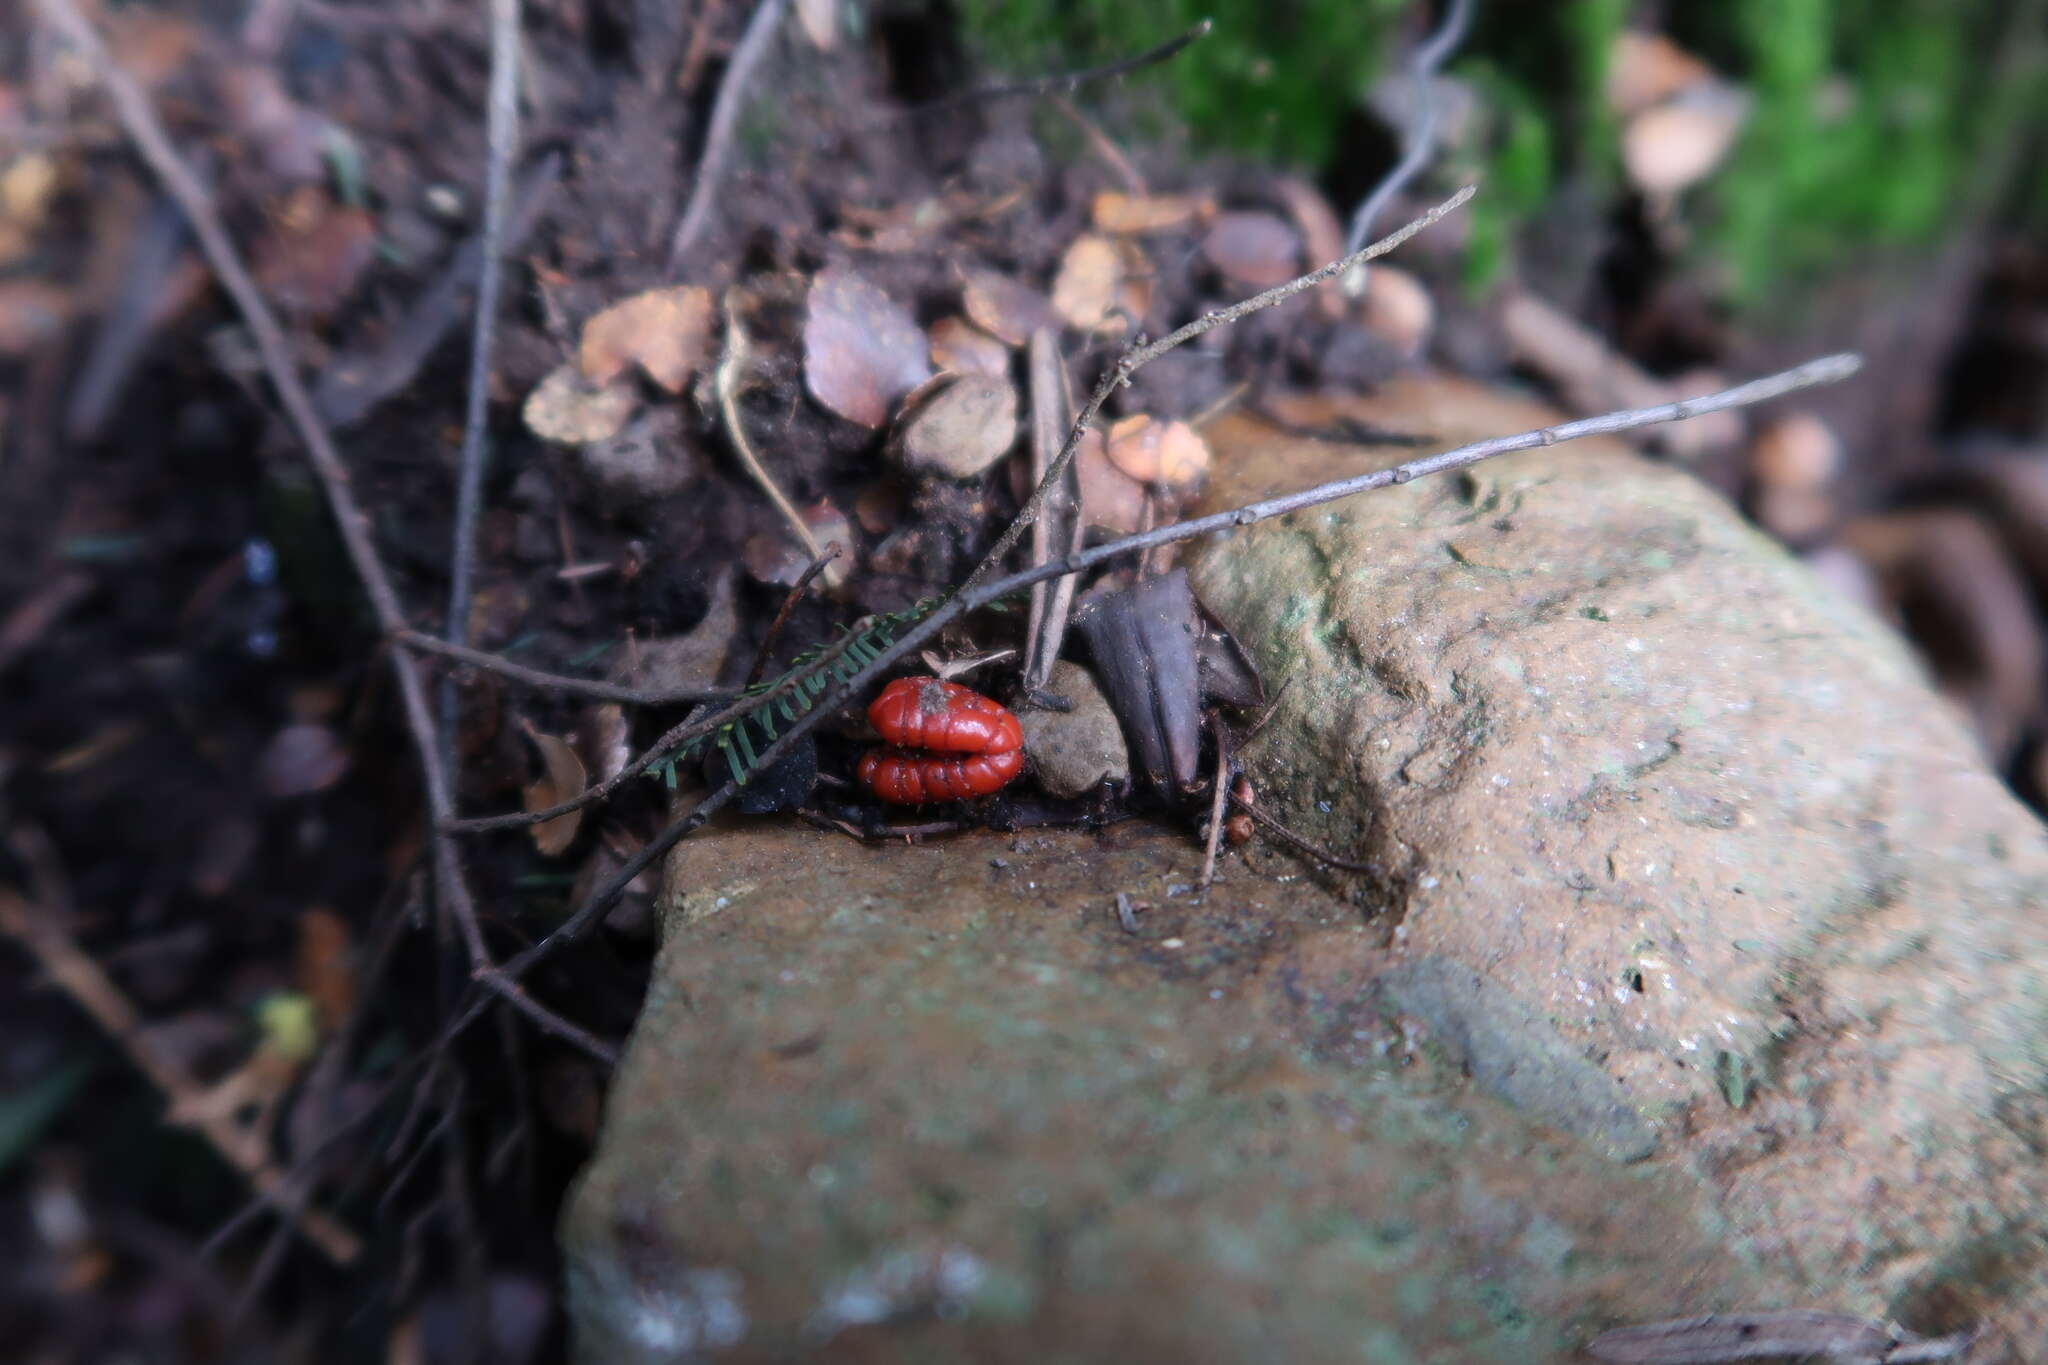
[953,0,1404,166]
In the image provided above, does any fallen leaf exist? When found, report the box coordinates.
[1271,177,1346,319]
[521,721,588,857]
[1050,234,1122,331]
[743,501,853,586]
[252,193,376,318]
[1090,190,1210,234]
[1622,85,1749,199]
[578,284,715,392]
[1201,211,1301,287]
[1114,238,1155,322]
[960,267,1060,347]
[928,315,1010,377]
[803,265,931,427]
[295,909,355,1031]
[582,703,632,787]
[1607,31,1716,117]
[0,279,71,356]
[1358,265,1434,356]
[1075,428,1146,533]
[892,373,1019,479]
[0,153,58,229]
[1749,412,1841,491]
[1105,415,1209,488]
[795,0,838,49]
[523,362,639,444]
[258,723,351,798]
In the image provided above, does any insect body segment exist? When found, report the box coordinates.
[860,677,1024,804]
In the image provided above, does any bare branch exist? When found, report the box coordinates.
[398,630,729,704]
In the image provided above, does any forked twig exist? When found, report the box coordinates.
[746,545,843,688]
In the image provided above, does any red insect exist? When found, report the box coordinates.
[858,676,1025,804]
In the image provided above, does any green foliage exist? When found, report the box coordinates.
[1457,63,1552,294]
[952,0,1405,166]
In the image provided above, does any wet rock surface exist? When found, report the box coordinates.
[565,376,2048,1360]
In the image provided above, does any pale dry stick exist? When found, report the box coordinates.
[443,0,524,767]
[716,296,839,584]
[0,889,363,1264]
[36,0,613,1064]
[398,629,730,705]
[1196,720,1230,894]
[667,0,788,276]
[1340,0,1474,296]
[1021,328,1082,695]
[462,350,1865,1022]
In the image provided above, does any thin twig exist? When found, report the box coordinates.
[442,0,524,774]
[1197,716,1230,894]
[38,0,609,1063]
[0,889,363,1263]
[667,0,787,276]
[1341,0,1473,295]
[746,544,842,688]
[905,19,1213,113]
[716,295,837,581]
[1232,796,1378,874]
[397,630,729,704]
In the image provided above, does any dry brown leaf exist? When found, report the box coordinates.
[1359,265,1434,357]
[0,279,71,356]
[1050,234,1122,331]
[804,265,931,427]
[295,908,355,1032]
[1075,428,1146,534]
[252,194,376,319]
[1201,211,1301,288]
[1090,190,1210,234]
[258,723,351,798]
[524,363,639,444]
[1114,239,1155,322]
[959,267,1060,347]
[1,154,59,229]
[893,373,1019,479]
[577,284,715,392]
[1749,412,1841,491]
[1105,415,1208,489]
[581,703,633,787]
[1271,177,1346,319]
[928,316,1010,377]
[1607,31,1716,117]
[521,721,588,857]
[1622,87,1748,199]
[794,0,838,50]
